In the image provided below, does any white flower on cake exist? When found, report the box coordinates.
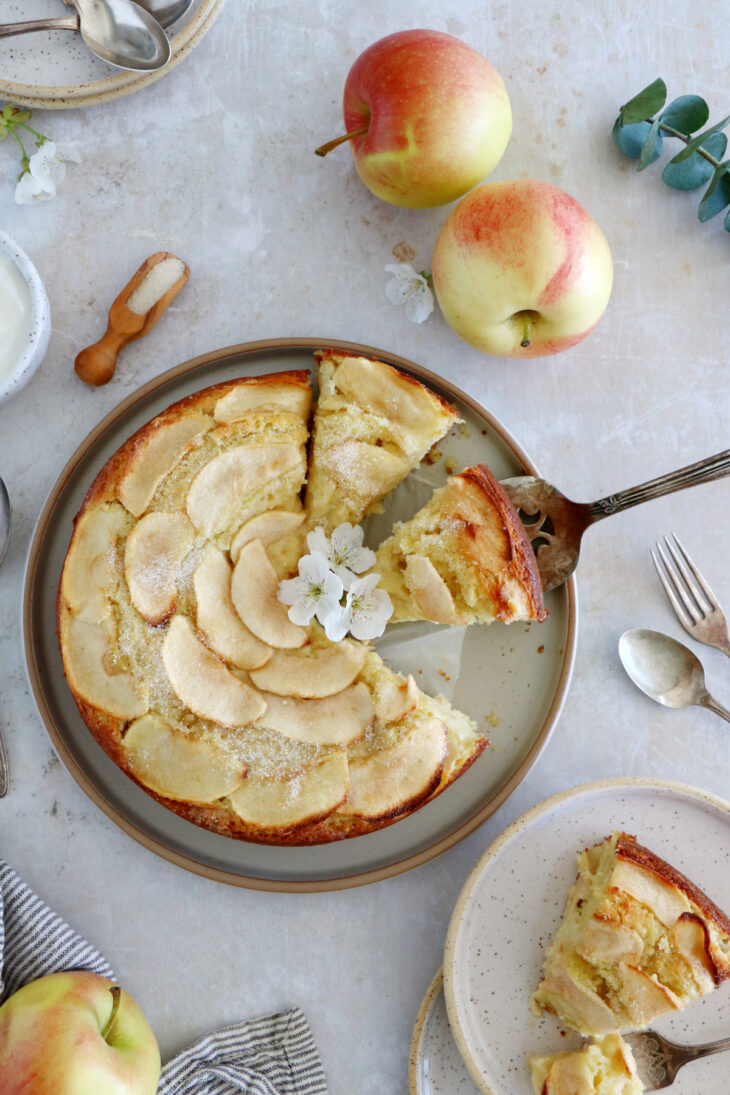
[306,523,375,590]
[324,574,394,642]
[280,523,393,641]
[277,553,343,627]
[384,263,434,324]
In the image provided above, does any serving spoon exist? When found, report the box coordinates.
[64,0,195,30]
[502,448,730,593]
[0,477,10,797]
[0,0,171,72]
[618,627,730,724]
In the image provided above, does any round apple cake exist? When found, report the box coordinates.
[57,350,545,844]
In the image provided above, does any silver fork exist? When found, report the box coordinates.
[624,1028,730,1090]
[651,533,730,658]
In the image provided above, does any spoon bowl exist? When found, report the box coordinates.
[619,627,730,724]
[71,0,171,70]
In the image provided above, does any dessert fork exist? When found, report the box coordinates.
[501,447,730,594]
[652,534,730,657]
[624,1028,730,1090]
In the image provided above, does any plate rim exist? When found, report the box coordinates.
[409,966,445,1095]
[0,0,224,109]
[442,776,730,1095]
[22,335,577,893]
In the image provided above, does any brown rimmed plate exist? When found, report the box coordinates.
[22,337,577,892]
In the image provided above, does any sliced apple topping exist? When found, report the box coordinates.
[228,750,349,829]
[619,962,683,1026]
[123,713,244,804]
[186,443,302,537]
[373,673,419,723]
[61,504,128,624]
[161,616,266,728]
[230,539,307,649]
[249,639,368,698]
[193,548,272,669]
[229,509,305,564]
[124,512,194,626]
[404,554,464,626]
[258,683,373,745]
[321,440,409,501]
[117,413,213,517]
[213,380,312,424]
[338,715,447,821]
[60,614,148,720]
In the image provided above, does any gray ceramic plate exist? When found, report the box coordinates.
[23,337,577,892]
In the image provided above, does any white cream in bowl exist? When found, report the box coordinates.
[0,232,51,404]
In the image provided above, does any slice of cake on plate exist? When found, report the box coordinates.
[373,463,546,626]
[532,832,730,1035]
[303,349,460,532]
[529,1035,643,1095]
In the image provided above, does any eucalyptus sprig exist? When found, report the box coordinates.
[613,78,730,230]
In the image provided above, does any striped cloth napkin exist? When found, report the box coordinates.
[0,860,328,1095]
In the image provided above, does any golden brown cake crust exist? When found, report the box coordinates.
[615,832,730,962]
[56,362,494,846]
[449,464,546,622]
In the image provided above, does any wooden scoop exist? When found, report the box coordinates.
[75,252,189,387]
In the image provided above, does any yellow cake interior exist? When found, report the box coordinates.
[529,1035,643,1095]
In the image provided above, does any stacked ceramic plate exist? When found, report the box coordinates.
[410,778,730,1095]
[0,0,223,109]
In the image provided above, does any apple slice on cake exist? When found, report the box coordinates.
[533,832,730,1035]
[529,1035,644,1095]
[374,463,546,626]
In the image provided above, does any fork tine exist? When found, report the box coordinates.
[661,537,707,618]
[669,532,716,613]
[652,544,697,629]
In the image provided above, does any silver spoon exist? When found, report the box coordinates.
[0,477,10,797]
[619,627,730,723]
[64,0,194,30]
[0,0,171,72]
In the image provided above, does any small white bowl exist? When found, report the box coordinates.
[0,231,51,404]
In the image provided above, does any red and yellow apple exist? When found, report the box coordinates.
[431,178,614,356]
[316,29,512,208]
[0,970,161,1095]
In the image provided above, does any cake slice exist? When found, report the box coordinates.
[532,832,730,1035]
[303,349,460,532]
[529,1035,643,1095]
[374,463,546,626]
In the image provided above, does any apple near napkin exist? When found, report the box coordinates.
[0,860,328,1094]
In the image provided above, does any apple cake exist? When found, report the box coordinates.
[374,463,545,625]
[532,832,730,1035]
[529,1035,643,1095]
[57,352,539,845]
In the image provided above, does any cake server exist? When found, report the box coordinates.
[0,0,171,72]
[501,448,730,593]
[618,627,730,724]
[624,1027,730,1090]
[0,477,10,797]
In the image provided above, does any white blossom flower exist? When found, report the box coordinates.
[306,523,375,590]
[15,170,54,205]
[327,573,393,642]
[384,263,434,324]
[278,552,344,627]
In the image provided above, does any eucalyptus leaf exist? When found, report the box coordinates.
[612,117,653,158]
[698,164,730,221]
[671,114,730,163]
[660,95,709,134]
[661,132,727,190]
[638,117,663,170]
[620,78,667,124]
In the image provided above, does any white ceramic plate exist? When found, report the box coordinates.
[410,969,482,1095]
[0,0,223,109]
[444,778,730,1095]
[23,338,576,892]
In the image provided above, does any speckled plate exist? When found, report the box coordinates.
[0,0,223,109]
[444,778,730,1095]
[22,337,576,892]
[410,969,482,1095]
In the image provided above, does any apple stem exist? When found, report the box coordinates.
[101,985,122,1043]
[520,316,531,349]
[314,127,369,158]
